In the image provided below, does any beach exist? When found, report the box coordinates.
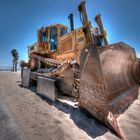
[0,71,139,140]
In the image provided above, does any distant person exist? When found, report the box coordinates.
[92,27,104,46]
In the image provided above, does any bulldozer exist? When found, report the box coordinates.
[21,1,140,139]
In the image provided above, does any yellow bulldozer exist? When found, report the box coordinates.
[21,1,140,139]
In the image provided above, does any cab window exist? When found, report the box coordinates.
[41,32,48,42]
[60,28,67,36]
[50,27,58,51]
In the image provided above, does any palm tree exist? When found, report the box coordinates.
[11,49,19,71]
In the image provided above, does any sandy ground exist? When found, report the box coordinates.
[0,97,24,140]
[0,71,140,140]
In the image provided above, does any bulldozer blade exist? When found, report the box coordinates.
[79,45,123,138]
[107,112,123,139]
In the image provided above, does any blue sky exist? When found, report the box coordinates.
[0,0,140,67]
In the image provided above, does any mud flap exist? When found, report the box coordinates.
[79,45,123,138]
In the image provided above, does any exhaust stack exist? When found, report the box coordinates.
[68,13,74,31]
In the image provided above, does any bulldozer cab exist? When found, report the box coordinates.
[37,24,68,54]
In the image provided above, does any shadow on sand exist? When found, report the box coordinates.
[18,82,109,139]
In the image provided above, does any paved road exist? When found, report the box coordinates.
[0,97,24,140]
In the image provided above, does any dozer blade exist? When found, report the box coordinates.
[79,45,123,138]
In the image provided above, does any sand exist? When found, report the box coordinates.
[0,71,139,140]
[0,97,24,140]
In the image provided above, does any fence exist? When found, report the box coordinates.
[0,65,21,71]
[0,68,13,71]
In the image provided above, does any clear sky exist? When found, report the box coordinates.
[0,0,140,67]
